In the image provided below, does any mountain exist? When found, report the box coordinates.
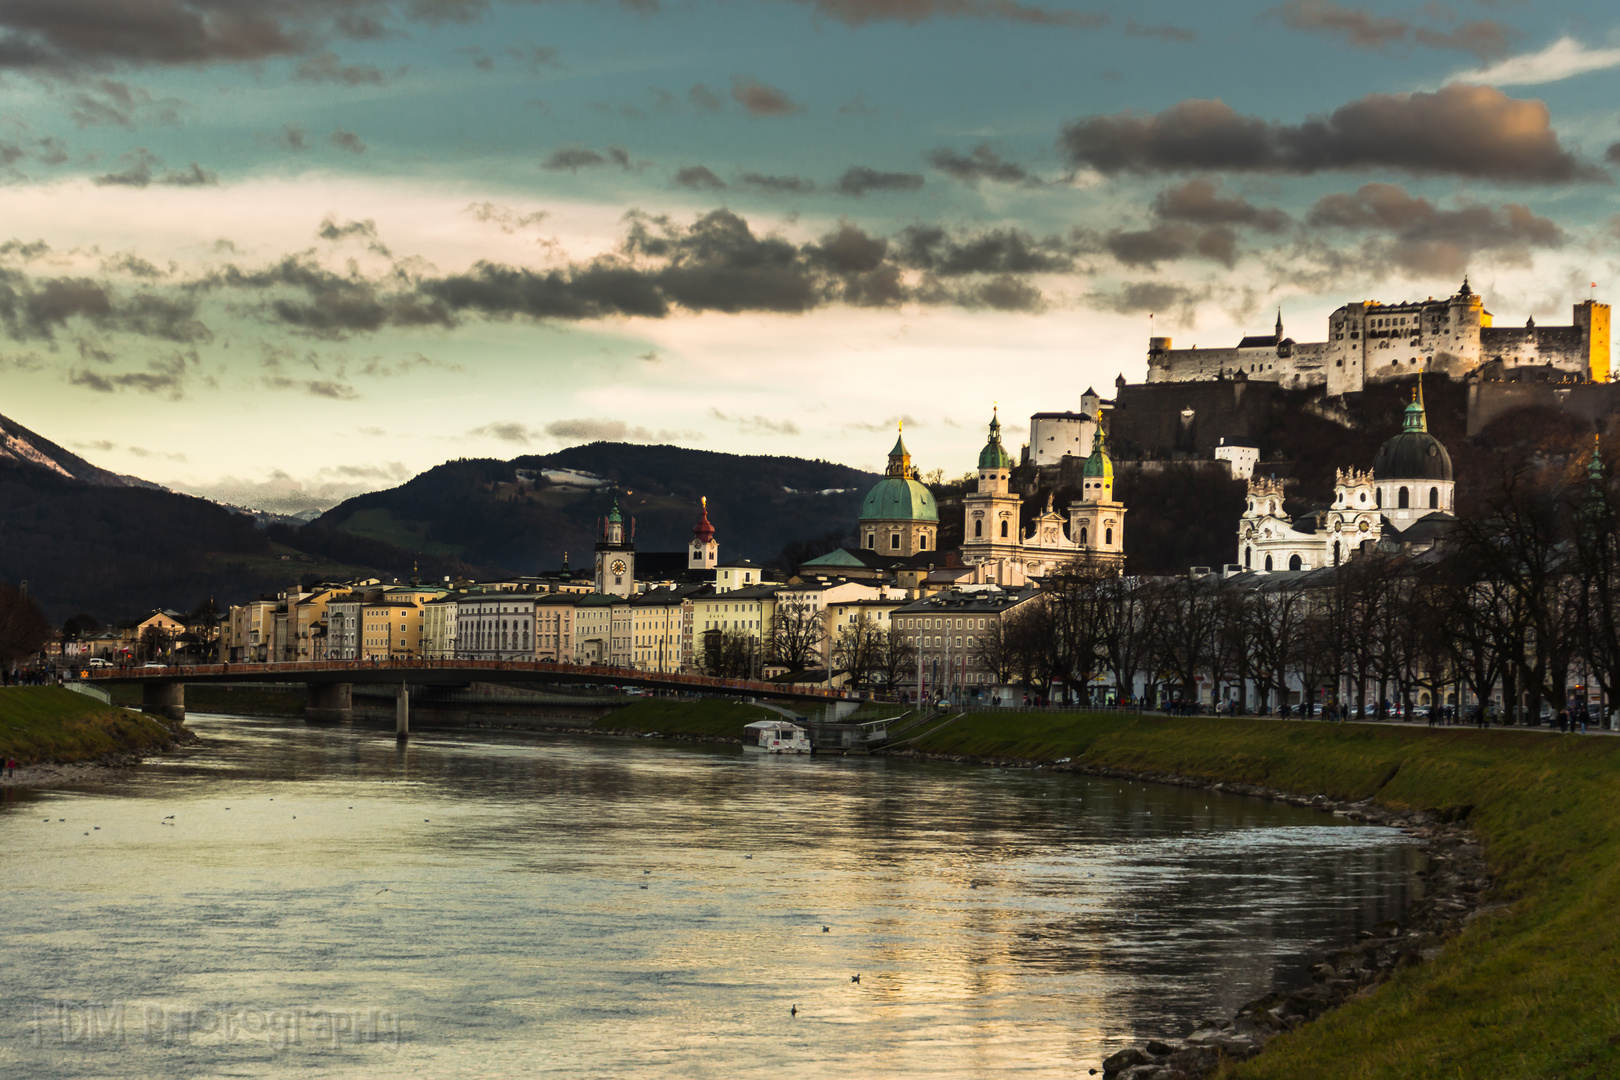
[310,443,880,574]
[0,413,158,489]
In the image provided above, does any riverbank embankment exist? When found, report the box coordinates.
[0,687,193,787]
[891,709,1617,1079]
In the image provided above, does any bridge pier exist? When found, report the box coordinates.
[306,683,353,724]
[396,684,409,741]
[141,681,185,723]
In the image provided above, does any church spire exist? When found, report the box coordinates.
[886,420,912,478]
[1403,383,1429,433]
[1275,307,1283,341]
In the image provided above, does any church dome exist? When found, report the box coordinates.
[1082,426,1114,479]
[860,478,938,523]
[1372,394,1452,482]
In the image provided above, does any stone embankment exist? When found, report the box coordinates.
[0,715,197,789]
[892,751,1493,1080]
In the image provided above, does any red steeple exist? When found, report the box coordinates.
[692,496,716,542]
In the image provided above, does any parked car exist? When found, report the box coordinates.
[86,658,111,668]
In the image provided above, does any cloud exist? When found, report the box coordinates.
[1124,19,1195,41]
[328,127,366,154]
[1059,84,1600,183]
[730,76,803,117]
[1151,177,1290,231]
[0,272,208,343]
[1086,280,1207,317]
[709,407,800,435]
[1451,36,1620,88]
[927,143,1032,185]
[688,83,723,111]
[92,147,216,187]
[127,445,187,461]
[316,215,390,255]
[272,124,308,151]
[263,375,361,399]
[1103,223,1238,269]
[1269,1,1510,60]
[895,225,1076,275]
[786,0,1108,28]
[462,202,547,233]
[542,144,631,171]
[64,78,183,128]
[837,166,925,196]
[471,421,535,443]
[295,50,386,85]
[673,165,727,190]
[543,417,691,443]
[68,352,193,399]
[177,464,414,515]
[1305,181,1563,274]
[0,0,302,70]
[737,172,816,193]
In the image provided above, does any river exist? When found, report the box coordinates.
[1,713,1422,1078]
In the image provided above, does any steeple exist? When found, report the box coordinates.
[886,420,912,478]
[1403,384,1428,433]
[1590,433,1605,486]
[1082,424,1113,479]
[1275,308,1283,341]
[692,495,715,543]
[1458,275,1473,297]
[689,495,718,570]
[978,406,1012,471]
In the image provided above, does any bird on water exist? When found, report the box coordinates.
[851,974,860,984]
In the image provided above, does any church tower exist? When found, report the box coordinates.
[594,495,637,596]
[1068,424,1126,568]
[857,423,939,556]
[689,497,718,571]
[962,407,1024,564]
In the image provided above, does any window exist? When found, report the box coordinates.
[1000,520,1009,538]
[866,533,875,549]
[890,534,901,550]
[1105,528,1113,545]
[1264,554,1273,571]
[1398,487,1410,509]
[1429,487,1439,509]
[1289,554,1302,571]
[1080,526,1088,545]
[974,520,982,538]
[1244,546,1251,568]
[919,535,928,550]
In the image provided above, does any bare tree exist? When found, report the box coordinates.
[0,584,51,667]
[832,616,883,689]
[770,599,824,671]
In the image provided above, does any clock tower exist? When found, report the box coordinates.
[594,495,637,596]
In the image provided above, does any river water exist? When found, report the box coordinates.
[1,714,1422,1079]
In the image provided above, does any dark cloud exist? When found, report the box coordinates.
[471,421,535,443]
[1103,223,1238,269]
[837,166,924,196]
[544,417,676,443]
[710,408,800,435]
[1151,177,1289,231]
[736,172,815,194]
[673,165,727,190]
[102,252,168,278]
[787,0,1108,28]
[68,352,193,399]
[1059,84,1599,183]
[317,215,390,255]
[1607,143,1620,166]
[1306,182,1562,274]
[1268,1,1511,61]
[67,78,182,128]
[273,123,308,151]
[37,136,68,164]
[462,202,547,232]
[896,225,1076,275]
[264,375,361,399]
[1124,19,1195,41]
[1087,280,1206,316]
[927,143,1031,185]
[730,76,803,117]
[208,254,454,340]
[541,144,631,171]
[328,127,366,154]
[92,147,216,186]
[295,49,385,84]
[0,0,301,71]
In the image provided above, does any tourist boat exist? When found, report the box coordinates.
[742,719,812,754]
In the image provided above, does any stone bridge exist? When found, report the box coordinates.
[80,658,856,737]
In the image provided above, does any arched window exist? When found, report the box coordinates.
[1000,520,1009,538]
[1429,486,1439,509]
[1244,546,1251,568]
[1080,526,1088,545]
[1333,541,1341,566]
[1398,486,1410,509]
[866,533,875,549]
[974,520,983,538]
[1289,554,1302,571]
[1105,527,1113,545]
[1264,554,1273,571]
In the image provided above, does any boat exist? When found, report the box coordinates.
[742,719,812,754]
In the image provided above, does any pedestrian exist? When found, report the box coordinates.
[6,758,15,778]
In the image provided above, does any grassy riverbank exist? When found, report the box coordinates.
[910,710,1619,1079]
[0,687,182,764]
[103,683,308,718]
[594,697,775,738]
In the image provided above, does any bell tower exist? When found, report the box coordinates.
[594,494,637,596]
[689,497,718,572]
[1069,424,1127,569]
[961,406,1023,564]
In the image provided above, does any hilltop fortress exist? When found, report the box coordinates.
[1146,279,1610,394]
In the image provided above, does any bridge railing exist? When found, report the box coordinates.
[76,657,856,700]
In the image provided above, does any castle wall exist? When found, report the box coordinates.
[1466,380,1620,437]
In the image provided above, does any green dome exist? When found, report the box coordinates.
[978,409,1012,469]
[859,477,939,523]
[1082,427,1113,479]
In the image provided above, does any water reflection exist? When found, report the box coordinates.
[0,714,1420,1078]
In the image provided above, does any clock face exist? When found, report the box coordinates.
[611,559,628,575]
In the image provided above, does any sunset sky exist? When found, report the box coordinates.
[3,0,1620,512]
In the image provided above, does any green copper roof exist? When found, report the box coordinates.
[606,496,623,524]
[1402,398,1428,433]
[1082,427,1113,479]
[801,548,867,567]
[978,410,1012,469]
[859,476,939,523]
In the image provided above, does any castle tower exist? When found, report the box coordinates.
[594,494,637,596]
[962,407,1023,564]
[689,497,718,571]
[1068,425,1126,568]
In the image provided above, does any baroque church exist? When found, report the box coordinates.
[1238,386,1456,572]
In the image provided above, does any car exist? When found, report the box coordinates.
[86,658,111,668]
[141,662,165,669]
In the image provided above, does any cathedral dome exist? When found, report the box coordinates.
[860,477,938,523]
[1372,395,1452,482]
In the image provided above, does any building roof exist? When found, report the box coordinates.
[893,586,1039,614]
[1372,391,1453,482]
[1082,426,1114,479]
[801,548,868,568]
[859,477,938,523]
[1029,411,1091,421]
[978,409,1013,470]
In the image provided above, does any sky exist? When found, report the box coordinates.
[3,0,1620,513]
